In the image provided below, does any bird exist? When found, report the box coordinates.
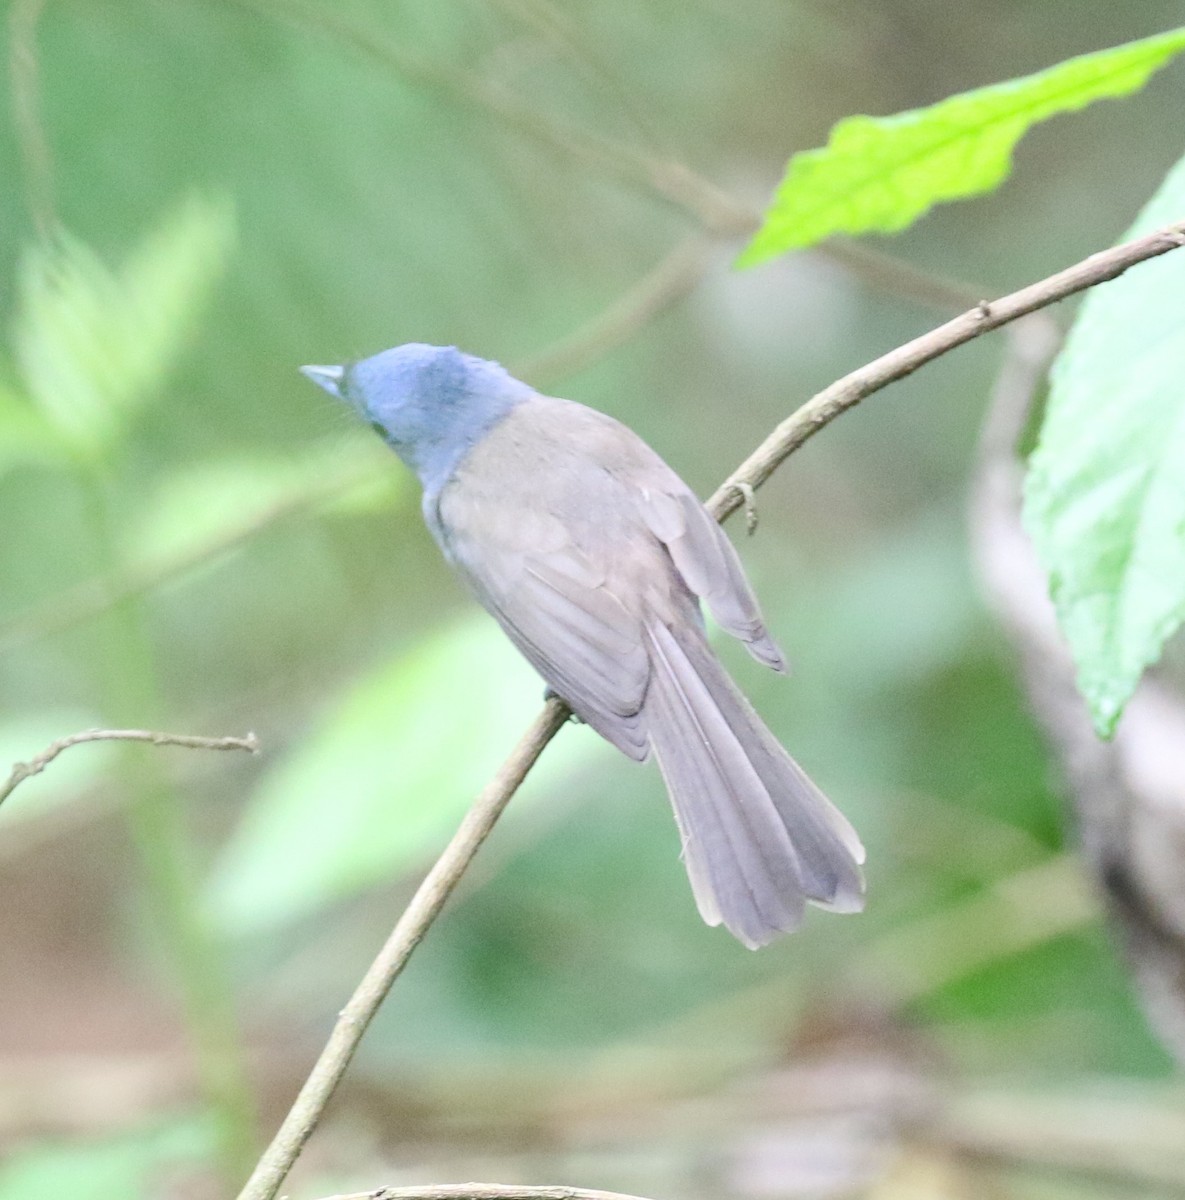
[301,344,864,947]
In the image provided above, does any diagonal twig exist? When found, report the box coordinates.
[236,700,568,1200]
[706,220,1185,522]
[236,216,1185,1200]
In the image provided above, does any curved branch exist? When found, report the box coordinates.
[706,218,1185,522]
[237,216,1185,1200]
[0,727,259,808]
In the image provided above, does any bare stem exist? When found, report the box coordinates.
[0,727,258,809]
[706,218,1185,522]
[235,700,570,1200]
[236,217,1185,1200]
[320,1187,657,1200]
[8,0,56,238]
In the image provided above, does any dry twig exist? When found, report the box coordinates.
[320,1186,657,1200]
[0,728,259,809]
[236,701,569,1200]
[706,221,1185,522]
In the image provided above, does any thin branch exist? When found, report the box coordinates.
[706,218,1185,523]
[237,218,1185,1200]
[235,699,570,1200]
[8,0,56,238]
[321,1187,657,1200]
[0,728,259,808]
[515,236,713,384]
[0,455,378,655]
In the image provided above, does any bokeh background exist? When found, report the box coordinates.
[2,2,1185,1197]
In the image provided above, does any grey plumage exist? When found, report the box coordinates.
[303,344,865,947]
[430,394,864,947]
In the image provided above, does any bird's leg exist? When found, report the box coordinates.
[542,686,584,724]
[730,481,759,534]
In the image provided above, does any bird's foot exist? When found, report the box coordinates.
[730,481,759,534]
[543,687,584,724]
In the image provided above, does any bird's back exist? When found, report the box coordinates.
[430,391,865,945]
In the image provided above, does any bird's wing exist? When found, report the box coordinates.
[435,455,653,760]
[430,393,783,755]
[632,471,786,671]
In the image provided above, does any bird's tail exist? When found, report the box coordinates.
[644,620,865,948]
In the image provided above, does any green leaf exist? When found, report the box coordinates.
[1023,153,1185,736]
[206,612,599,934]
[12,194,235,456]
[739,27,1185,267]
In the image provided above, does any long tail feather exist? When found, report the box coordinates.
[644,621,864,948]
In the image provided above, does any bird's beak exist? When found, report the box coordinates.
[300,363,344,399]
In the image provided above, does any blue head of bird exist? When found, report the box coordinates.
[301,343,532,494]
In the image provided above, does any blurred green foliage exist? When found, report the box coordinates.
[207,611,601,932]
[13,195,233,457]
[0,1115,214,1200]
[2,2,1185,1198]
